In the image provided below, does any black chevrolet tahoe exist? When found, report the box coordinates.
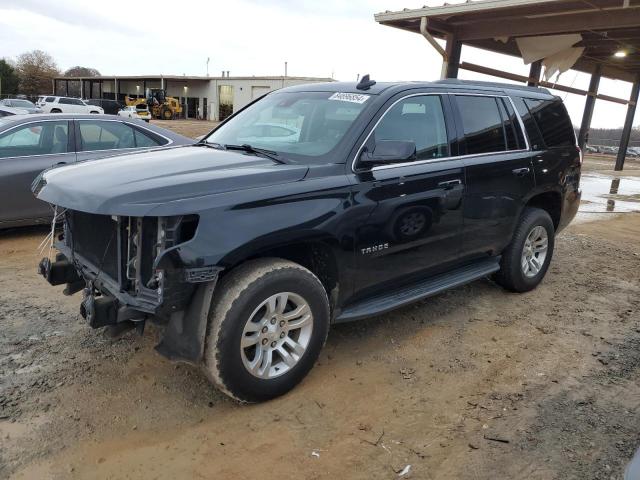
[35,78,581,402]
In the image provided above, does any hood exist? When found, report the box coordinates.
[35,145,309,216]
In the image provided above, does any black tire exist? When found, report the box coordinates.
[203,258,329,403]
[494,207,555,293]
[161,107,173,120]
[50,109,61,113]
[89,111,100,114]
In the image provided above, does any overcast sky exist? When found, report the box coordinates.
[0,0,636,129]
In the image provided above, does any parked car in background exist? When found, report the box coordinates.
[37,96,104,114]
[0,105,29,117]
[35,79,582,402]
[585,145,598,154]
[118,105,151,122]
[0,114,192,228]
[627,147,640,157]
[0,98,43,114]
[599,146,616,155]
[86,99,123,115]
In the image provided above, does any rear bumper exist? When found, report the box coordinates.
[558,187,581,233]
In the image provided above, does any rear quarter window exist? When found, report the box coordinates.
[524,98,575,148]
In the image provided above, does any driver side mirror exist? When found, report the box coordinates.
[359,140,416,166]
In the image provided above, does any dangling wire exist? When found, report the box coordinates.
[38,205,66,256]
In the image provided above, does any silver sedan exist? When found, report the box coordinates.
[0,113,193,228]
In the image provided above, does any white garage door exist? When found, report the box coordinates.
[251,86,271,100]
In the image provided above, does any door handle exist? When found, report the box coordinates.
[438,179,462,189]
[512,167,530,177]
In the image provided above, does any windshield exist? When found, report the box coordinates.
[12,99,35,108]
[204,91,371,160]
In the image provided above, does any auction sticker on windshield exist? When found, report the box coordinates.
[328,92,370,104]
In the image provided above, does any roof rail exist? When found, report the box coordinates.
[434,78,551,94]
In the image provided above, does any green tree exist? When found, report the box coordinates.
[64,66,101,77]
[16,50,60,96]
[0,59,19,95]
[63,66,101,96]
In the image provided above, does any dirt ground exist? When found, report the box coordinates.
[1,149,640,479]
[150,119,219,140]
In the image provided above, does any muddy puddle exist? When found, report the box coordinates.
[579,173,640,213]
[575,173,640,224]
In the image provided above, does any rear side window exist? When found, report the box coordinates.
[455,95,506,154]
[524,98,575,148]
[45,97,55,102]
[500,98,526,150]
[512,97,545,150]
[79,120,136,151]
[79,120,165,151]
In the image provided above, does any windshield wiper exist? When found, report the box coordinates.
[196,140,223,149]
[224,144,287,164]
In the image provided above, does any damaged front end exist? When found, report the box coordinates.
[39,210,221,363]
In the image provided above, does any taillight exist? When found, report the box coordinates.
[577,146,583,165]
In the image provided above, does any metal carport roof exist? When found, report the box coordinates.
[375,0,640,170]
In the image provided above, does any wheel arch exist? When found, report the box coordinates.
[222,238,342,315]
[524,190,562,230]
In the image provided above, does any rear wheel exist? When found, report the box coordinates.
[203,258,329,402]
[50,109,61,113]
[89,110,100,114]
[494,207,555,292]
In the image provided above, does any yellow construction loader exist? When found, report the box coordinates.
[125,88,182,120]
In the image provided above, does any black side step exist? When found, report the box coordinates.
[335,257,500,323]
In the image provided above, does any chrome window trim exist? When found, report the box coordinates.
[351,92,531,173]
[0,151,77,161]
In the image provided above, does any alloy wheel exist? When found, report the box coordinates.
[521,225,548,278]
[240,292,313,379]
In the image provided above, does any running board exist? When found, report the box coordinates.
[335,257,500,323]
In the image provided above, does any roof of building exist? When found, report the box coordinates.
[375,0,640,82]
[54,75,335,82]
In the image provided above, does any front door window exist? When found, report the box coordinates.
[372,95,449,161]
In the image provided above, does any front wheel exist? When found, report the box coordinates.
[161,107,173,120]
[494,207,555,292]
[203,258,329,402]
